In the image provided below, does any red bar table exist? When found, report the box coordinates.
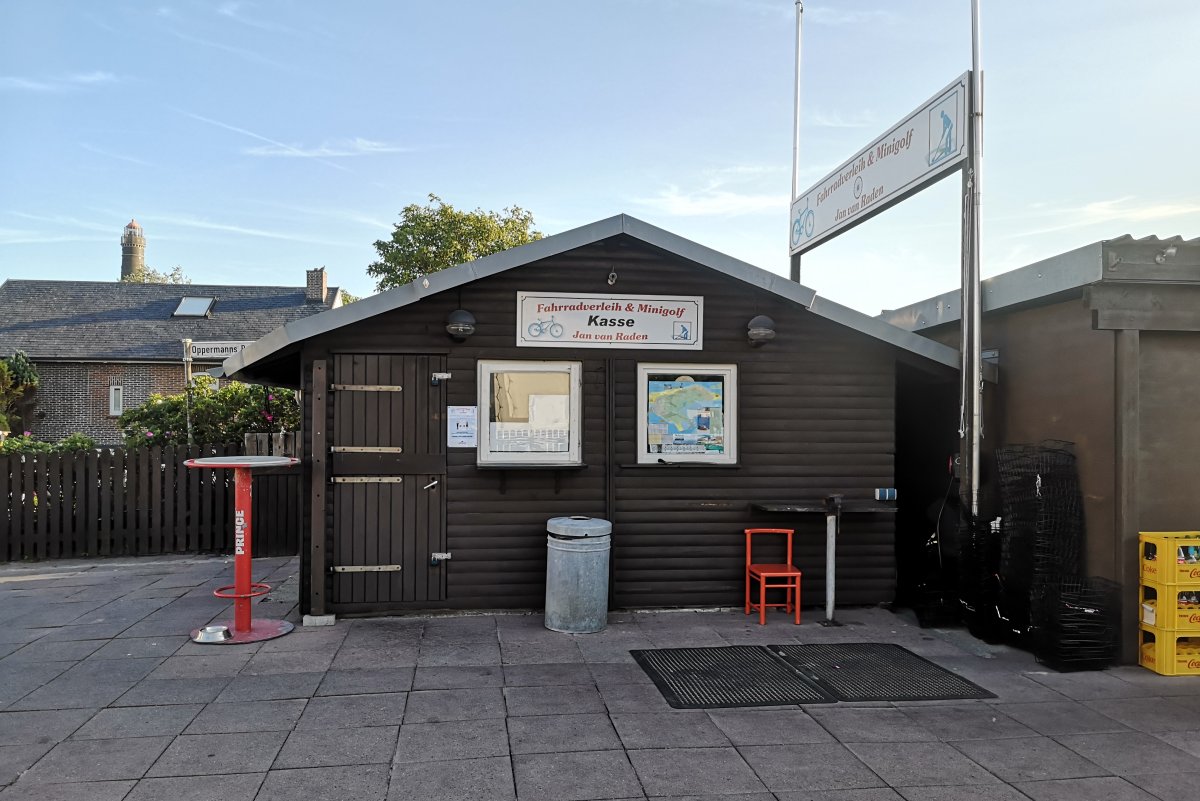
[184,456,300,644]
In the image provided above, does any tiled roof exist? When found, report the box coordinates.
[0,280,339,361]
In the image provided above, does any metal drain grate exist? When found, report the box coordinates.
[770,643,996,702]
[631,646,835,709]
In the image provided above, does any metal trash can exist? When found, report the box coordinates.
[545,515,612,633]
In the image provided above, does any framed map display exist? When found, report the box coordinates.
[636,364,737,465]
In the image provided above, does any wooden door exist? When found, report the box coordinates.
[329,354,446,609]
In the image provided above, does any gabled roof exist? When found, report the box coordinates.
[0,280,340,361]
[880,234,1200,332]
[226,214,962,380]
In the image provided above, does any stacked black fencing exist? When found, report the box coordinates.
[1029,578,1122,671]
[958,441,1119,670]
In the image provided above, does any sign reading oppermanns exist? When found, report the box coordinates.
[789,72,969,256]
[189,341,253,360]
[516,292,703,349]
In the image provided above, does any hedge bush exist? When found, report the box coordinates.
[117,377,299,448]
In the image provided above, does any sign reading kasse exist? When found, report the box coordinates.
[516,292,703,349]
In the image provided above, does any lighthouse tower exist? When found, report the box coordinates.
[120,219,145,280]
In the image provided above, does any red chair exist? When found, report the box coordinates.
[745,528,802,625]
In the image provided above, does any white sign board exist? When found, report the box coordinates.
[189,341,252,360]
[516,292,703,349]
[447,405,478,448]
[790,72,969,255]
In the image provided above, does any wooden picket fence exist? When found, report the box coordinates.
[0,440,302,562]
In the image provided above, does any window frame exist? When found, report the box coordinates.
[173,296,215,317]
[476,360,583,466]
[108,385,124,417]
[636,363,737,465]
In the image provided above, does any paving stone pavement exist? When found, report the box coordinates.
[0,555,1197,800]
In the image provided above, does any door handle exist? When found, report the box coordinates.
[423,479,439,490]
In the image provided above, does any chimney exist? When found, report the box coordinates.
[306,267,328,303]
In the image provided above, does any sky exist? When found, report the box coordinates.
[2,1,1197,315]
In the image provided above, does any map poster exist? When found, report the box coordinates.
[639,365,736,464]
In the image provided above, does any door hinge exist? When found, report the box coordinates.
[331,564,403,573]
[331,384,403,392]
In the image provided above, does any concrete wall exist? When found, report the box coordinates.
[1138,332,1200,531]
[927,299,1118,578]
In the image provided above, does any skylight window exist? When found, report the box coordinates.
[174,297,215,317]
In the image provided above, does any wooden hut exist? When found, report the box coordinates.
[226,215,959,618]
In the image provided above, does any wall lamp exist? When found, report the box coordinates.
[445,309,476,341]
[1155,245,1178,265]
[747,314,776,346]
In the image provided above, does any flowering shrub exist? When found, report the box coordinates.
[117,377,299,447]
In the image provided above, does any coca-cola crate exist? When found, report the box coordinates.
[1139,532,1200,586]
[1139,624,1200,676]
[1140,583,1200,631]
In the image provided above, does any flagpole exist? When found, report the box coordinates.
[963,0,984,518]
[789,0,804,283]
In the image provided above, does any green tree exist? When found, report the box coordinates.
[121,264,191,284]
[117,377,299,447]
[367,194,543,291]
[0,351,39,433]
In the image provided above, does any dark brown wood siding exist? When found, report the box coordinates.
[299,237,903,610]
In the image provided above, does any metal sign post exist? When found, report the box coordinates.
[789,0,804,282]
[961,0,984,518]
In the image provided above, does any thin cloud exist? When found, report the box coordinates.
[633,185,788,217]
[244,138,410,158]
[69,71,117,85]
[661,0,790,20]
[142,213,359,248]
[0,76,56,92]
[0,72,119,92]
[216,1,301,35]
[1005,196,1200,239]
[0,228,108,246]
[84,14,121,34]
[246,200,393,229]
[166,29,287,69]
[806,6,899,26]
[809,109,876,129]
[174,109,350,172]
[80,143,153,167]
[9,212,114,234]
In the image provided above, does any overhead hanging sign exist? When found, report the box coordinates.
[516,292,703,349]
[789,72,969,255]
[189,341,253,360]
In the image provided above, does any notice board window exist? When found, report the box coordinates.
[477,360,581,466]
[637,364,736,465]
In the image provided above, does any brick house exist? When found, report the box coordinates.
[0,263,343,445]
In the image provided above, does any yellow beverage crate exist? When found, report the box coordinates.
[1139,624,1200,676]
[1139,532,1200,585]
[1140,583,1200,631]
